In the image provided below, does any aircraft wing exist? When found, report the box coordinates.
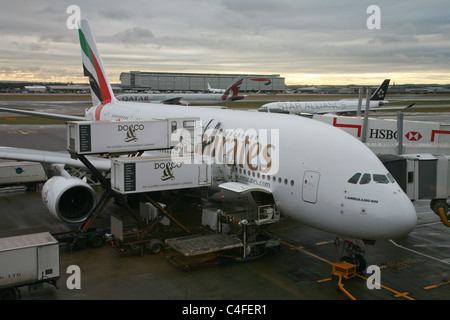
[0,106,89,121]
[161,97,183,105]
[371,103,415,112]
[218,181,272,194]
[0,147,111,171]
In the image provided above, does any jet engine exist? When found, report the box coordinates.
[42,176,97,223]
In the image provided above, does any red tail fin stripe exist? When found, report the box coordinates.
[95,103,106,121]
[221,79,243,100]
[91,48,112,105]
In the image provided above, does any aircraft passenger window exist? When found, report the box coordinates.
[360,173,371,185]
[373,174,389,184]
[183,120,195,128]
[290,180,295,186]
[348,173,361,184]
[171,121,177,133]
[387,173,396,183]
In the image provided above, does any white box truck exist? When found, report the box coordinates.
[0,232,59,299]
[0,161,46,190]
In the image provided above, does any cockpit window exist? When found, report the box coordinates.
[387,173,396,183]
[373,174,389,184]
[360,173,371,185]
[348,173,395,185]
[348,173,361,184]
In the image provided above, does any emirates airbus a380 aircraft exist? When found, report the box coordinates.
[0,20,416,268]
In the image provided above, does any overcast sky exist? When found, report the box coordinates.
[0,0,449,85]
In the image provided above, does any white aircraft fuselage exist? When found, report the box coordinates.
[116,93,244,105]
[86,100,417,240]
[259,100,387,114]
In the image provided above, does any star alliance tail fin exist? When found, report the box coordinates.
[370,79,390,101]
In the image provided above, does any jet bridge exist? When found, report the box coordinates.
[379,154,450,227]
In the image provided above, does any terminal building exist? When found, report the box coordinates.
[120,71,286,93]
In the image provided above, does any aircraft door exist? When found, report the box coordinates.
[302,170,320,204]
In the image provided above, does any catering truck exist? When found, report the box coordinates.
[0,232,59,299]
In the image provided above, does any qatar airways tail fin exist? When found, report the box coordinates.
[221,76,244,101]
[78,19,117,106]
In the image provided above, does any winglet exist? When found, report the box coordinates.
[78,19,117,107]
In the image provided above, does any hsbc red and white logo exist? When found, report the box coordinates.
[405,131,422,141]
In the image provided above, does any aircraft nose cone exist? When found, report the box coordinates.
[386,195,417,238]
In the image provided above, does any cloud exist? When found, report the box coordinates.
[0,0,448,84]
[112,26,155,45]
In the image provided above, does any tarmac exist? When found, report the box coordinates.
[0,98,449,304]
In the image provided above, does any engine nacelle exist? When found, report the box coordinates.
[42,176,97,224]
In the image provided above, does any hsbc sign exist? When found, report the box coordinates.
[318,115,448,145]
[369,129,424,141]
[369,129,397,140]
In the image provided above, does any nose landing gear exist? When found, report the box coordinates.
[334,238,367,273]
